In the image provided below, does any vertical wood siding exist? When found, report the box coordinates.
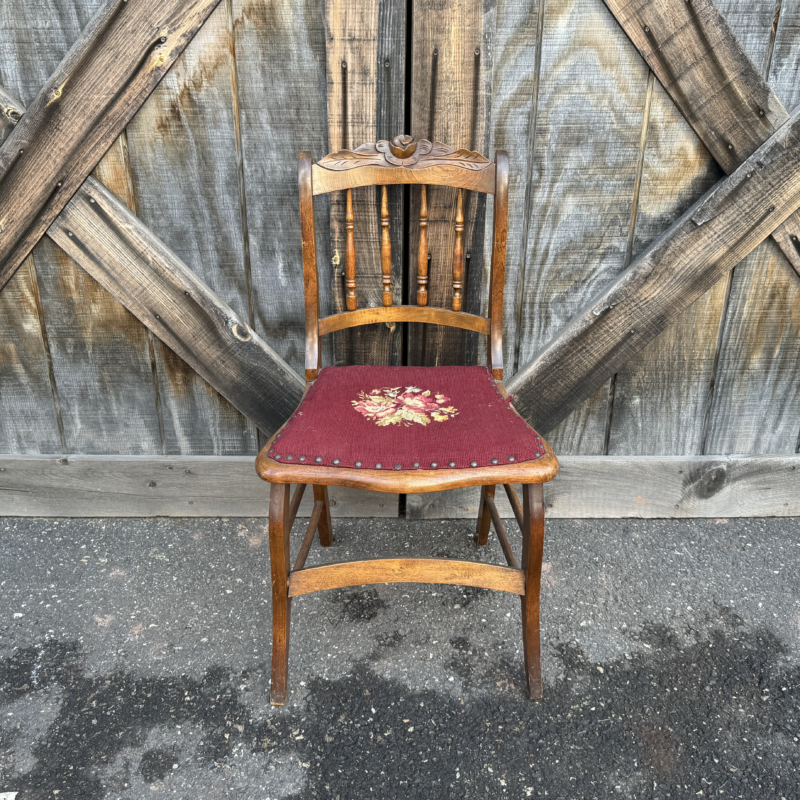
[409,0,491,367]
[325,0,405,367]
[230,0,331,377]
[0,0,163,455]
[1,0,798,469]
[513,0,650,454]
[703,2,800,455]
[124,3,257,456]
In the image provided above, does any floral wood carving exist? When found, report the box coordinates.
[317,134,492,171]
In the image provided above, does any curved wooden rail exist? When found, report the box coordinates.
[288,557,525,597]
[312,163,496,195]
[318,306,490,336]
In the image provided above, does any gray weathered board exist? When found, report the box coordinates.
[1,0,799,522]
[1,455,797,518]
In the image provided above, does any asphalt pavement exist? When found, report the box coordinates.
[1,514,799,799]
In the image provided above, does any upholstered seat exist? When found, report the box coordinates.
[256,365,558,493]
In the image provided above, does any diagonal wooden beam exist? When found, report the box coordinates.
[603,0,800,279]
[0,0,223,289]
[508,106,800,433]
[0,86,303,435]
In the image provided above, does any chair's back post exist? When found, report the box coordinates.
[299,152,321,382]
[452,188,464,311]
[345,188,357,310]
[489,151,509,380]
[380,185,392,306]
[417,185,429,305]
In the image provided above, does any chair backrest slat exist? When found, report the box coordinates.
[380,185,392,307]
[299,135,508,382]
[344,188,356,311]
[417,184,428,306]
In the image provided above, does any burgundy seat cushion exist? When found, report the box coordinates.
[268,366,546,471]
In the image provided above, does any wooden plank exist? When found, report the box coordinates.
[406,455,800,518]
[51,178,305,436]
[507,105,800,435]
[513,0,652,454]
[409,0,491,367]
[0,0,224,289]
[0,455,396,517]
[602,0,800,279]
[483,0,543,374]
[325,0,404,367]
[606,0,777,456]
[704,3,800,455]
[0,84,62,454]
[230,0,332,374]
[0,256,63,454]
[288,558,525,597]
[3,453,798,519]
[0,5,163,456]
[123,3,256,454]
[0,81,302,442]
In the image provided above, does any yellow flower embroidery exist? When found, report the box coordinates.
[352,386,459,427]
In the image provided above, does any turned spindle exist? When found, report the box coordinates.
[380,185,392,306]
[417,185,428,306]
[452,188,464,311]
[345,188,357,310]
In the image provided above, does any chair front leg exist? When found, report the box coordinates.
[314,484,334,546]
[521,483,545,699]
[475,485,496,546]
[269,483,292,705]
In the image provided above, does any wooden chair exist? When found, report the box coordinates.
[256,134,559,705]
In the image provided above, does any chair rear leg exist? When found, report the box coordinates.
[314,485,334,546]
[269,483,292,705]
[521,483,545,699]
[475,485,495,546]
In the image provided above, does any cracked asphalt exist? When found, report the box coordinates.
[0,514,799,799]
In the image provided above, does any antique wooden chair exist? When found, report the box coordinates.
[256,135,559,705]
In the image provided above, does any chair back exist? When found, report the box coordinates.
[299,134,508,382]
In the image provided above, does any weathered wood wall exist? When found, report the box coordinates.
[0,0,798,516]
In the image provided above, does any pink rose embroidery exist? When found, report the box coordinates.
[352,387,459,427]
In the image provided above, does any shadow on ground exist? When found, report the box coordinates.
[1,614,798,799]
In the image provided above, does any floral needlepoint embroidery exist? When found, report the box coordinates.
[352,386,459,427]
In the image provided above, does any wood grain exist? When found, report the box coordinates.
[483,0,543,376]
[0,2,164,455]
[606,76,726,455]
[0,256,63,453]
[0,83,62,453]
[0,455,396,517]
[51,177,304,436]
[514,0,651,454]
[410,0,491,366]
[0,0,224,288]
[229,0,332,374]
[508,104,800,435]
[324,0,404,367]
[406,454,800,518]
[0,79,302,446]
[123,3,256,455]
[288,558,525,597]
[607,1,778,456]
[704,3,800,455]
[318,306,490,336]
[602,0,800,279]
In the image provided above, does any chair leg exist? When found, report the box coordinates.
[268,483,292,705]
[314,485,334,547]
[521,483,545,699]
[475,485,495,546]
